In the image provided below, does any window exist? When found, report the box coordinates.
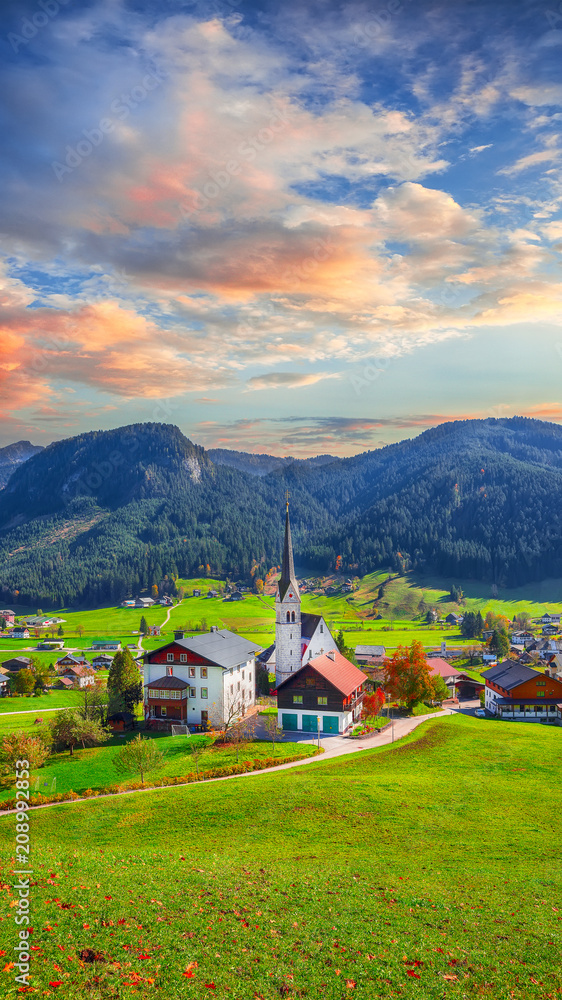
[249,673,252,682]
[167,653,174,662]
[237,681,240,691]
[537,680,546,686]
[537,691,545,697]
[320,623,324,633]
[180,653,187,663]
[291,611,295,622]
[318,696,328,706]
[169,690,180,700]
[189,667,196,678]
[181,689,187,699]
[201,667,208,679]
[160,690,168,699]
[286,612,290,622]
[201,687,208,699]
[149,689,158,699]
[230,684,234,695]
[161,706,167,717]
[166,666,173,676]
[293,695,303,704]
[189,687,196,698]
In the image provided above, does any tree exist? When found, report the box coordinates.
[385,641,434,712]
[113,734,165,784]
[107,649,143,713]
[485,611,509,633]
[81,686,109,726]
[0,616,6,630]
[31,658,51,688]
[489,629,509,658]
[0,732,50,775]
[514,611,532,630]
[431,675,450,703]
[362,688,385,720]
[209,689,242,735]
[49,709,109,757]
[465,644,482,665]
[76,624,85,638]
[151,584,159,599]
[139,615,148,635]
[425,609,437,624]
[73,715,110,751]
[263,714,283,756]
[57,625,64,637]
[14,669,36,696]
[255,578,264,594]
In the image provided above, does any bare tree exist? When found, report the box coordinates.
[209,689,242,736]
[263,715,283,757]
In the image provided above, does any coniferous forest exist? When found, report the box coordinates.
[1,416,562,606]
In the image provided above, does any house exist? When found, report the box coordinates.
[121,599,136,608]
[91,639,121,651]
[61,665,95,688]
[92,654,114,670]
[37,640,64,651]
[511,630,535,645]
[542,624,559,636]
[325,586,337,596]
[227,590,245,601]
[206,589,219,598]
[0,610,15,625]
[482,652,498,664]
[107,711,136,732]
[276,649,367,734]
[483,659,562,722]
[2,656,33,673]
[54,677,74,689]
[11,628,30,639]
[143,627,257,728]
[56,653,88,671]
[147,625,162,636]
[0,673,10,696]
[159,596,174,606]
[445,613,462,625]
[540,613,561,625]
[192,589,201,597]
[426,658,484,699]
[354,644,387,665]
[481,629,494,641]
[527,638,562,660]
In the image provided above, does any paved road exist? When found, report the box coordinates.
[0,706,74,717]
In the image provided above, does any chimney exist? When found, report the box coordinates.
[174,630,185,640]
[211,625,218,633]
[327,650,336,660]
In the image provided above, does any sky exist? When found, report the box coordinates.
[1,0,562,457]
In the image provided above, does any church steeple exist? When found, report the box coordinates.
[275,493,302,687]
[278,493,300,602]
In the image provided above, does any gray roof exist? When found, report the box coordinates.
[154,629,257,669]
[301,612,322,637]
[355,644,386,656]
[482,659,541,690]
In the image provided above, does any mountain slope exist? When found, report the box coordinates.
[0,440,43,489]
[1,417,562,605]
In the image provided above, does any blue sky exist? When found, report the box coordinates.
[1,0,561,455]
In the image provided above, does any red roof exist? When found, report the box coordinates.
[427,657,460,679]
[278,649,367,697]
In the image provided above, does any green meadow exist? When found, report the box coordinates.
[0,715,561,998]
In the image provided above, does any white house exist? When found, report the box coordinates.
[143,627,258,728]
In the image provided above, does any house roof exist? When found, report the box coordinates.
[427,657,460,679]
[496,697,561,706]
[277,649,367,697]
[58,677,73,687]
[63,665,92,677]
[3,656,32,671]
[108,711,135,723]
[257,642,276,664]
[300,613,322,638]
[151,629,257,669]
[482,659,542,690]
[145,675,189,689]
[355,644,386,656]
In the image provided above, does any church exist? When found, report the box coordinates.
[270,499,367,734]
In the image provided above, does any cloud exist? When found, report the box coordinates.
[469,144,493,154]
[245,371,340,390]
[498,148,560,176]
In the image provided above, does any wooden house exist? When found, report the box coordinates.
[276,649,367,734]
[483,659,562,722]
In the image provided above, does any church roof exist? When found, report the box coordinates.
[278,504,300,602]
[301,612,322,638]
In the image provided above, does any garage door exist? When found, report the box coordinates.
[322,716,339,734]
[301,714,318,732]
[281,713,298,731]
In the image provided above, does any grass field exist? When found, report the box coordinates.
[0,691,84,715]
[0,731,316,803]
[1,715,561,998]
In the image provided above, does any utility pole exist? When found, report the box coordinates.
[317,716,321,750]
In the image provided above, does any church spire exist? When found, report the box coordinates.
[278,492,300,602]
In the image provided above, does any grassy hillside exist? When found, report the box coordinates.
[1,715,561,998]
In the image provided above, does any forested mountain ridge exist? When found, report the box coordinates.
[1,417,562,606]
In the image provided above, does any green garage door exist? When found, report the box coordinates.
[282,713,298,731]
[322,716,339,734]
[301,714,318,732]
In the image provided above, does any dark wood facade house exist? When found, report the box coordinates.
[483,659,562,721]
[276,649,367,734]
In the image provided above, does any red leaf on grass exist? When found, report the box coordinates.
[406,970,420,979]
[204,983,216,990]
[48,983,63,988]
[345,980,356,989]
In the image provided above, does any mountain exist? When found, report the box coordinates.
[208,448,338,477]
[0,440,43,489]
[1,416,562,606]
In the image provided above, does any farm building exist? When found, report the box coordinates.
[483,660,562,723]
[276,649,367,734]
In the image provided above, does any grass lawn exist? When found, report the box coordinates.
[1,715,561,998]
[0,732,316,803]
[0,691,84,715]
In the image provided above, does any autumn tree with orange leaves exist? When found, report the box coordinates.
[385,640,435,712]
